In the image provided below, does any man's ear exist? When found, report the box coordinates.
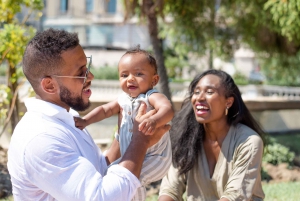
[41,77,57,94]
[152,74,159,87]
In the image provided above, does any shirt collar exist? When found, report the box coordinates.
[24,97,79,128]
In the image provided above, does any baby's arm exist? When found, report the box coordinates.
[139,93,174,135]
[74,99,120,129]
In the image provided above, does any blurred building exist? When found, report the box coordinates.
[41,0,152,67]
[44,0,151,48]
[40,0,258,76]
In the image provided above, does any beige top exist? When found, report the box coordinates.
[159,123,265,201]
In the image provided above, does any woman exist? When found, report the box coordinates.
[159,69,266,201]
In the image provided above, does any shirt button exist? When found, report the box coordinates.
[128,111,131,115]
[129,129,132,132]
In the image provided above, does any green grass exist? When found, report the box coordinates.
[146,195,159,201]
[146,182,300,201]
[263,181,300,201]
[0,196,13,201]
[6,184,300,201]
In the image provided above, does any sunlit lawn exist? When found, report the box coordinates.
[0,196,13,201]
[263,181,300,201]
[145,181,300,201]
[1,179,300,201]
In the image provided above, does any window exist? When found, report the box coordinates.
[107,0,116,13]
[86,0,93,13]
[60,0,68,12]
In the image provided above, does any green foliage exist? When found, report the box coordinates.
[170,78,192,83]
[232,71,249,85]
[0,0,43,134]
[0,23,35,67]
[263,139,295,166]
[0,84,11,121]
[0,0,43,23]
[92,66,119,80]
[272,133,300,155]
[122,0,164,21]
[264,0,300,42]
[162,0,240,64]
[221,0,300,86]
[162,0,300,86]
[261,167,272,182]
[259,52,300,86]
[164,47,189,79]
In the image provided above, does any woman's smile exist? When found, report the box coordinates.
[195,103,210,116]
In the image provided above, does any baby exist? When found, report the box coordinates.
[75,46,174,201]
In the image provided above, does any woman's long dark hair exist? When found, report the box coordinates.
[171,69,266,175]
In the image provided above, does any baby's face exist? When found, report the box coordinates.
[118,53,159,98]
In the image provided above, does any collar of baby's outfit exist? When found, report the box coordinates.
[24,97,78,128]
[128,96,137,102]
[125,88,157,102]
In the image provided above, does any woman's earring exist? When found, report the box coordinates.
[225,107,229,116]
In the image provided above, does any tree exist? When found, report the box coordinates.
[0,0,43,136]
[164,0,300,86]
[162,0,238,70]
[219,0,300,86]
[123,0,173,103]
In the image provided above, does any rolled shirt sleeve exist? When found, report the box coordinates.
[159,164,187,201]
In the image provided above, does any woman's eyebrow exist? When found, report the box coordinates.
[195,85,219,89]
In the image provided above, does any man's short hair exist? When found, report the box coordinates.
[22,28,79,92]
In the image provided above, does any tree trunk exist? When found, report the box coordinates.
[209,49,213,69]
[209,2,215,69]
[144,0,173,105]
[8,64,19,133]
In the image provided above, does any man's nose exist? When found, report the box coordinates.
[87,71,94,82]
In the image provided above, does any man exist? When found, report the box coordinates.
[7,28,169,201]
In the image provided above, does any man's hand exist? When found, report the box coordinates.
[134,103,170,148]
[138,118,157,135]
[119,102,170,178]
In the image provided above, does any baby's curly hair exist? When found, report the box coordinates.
[23,28,79,92]
[123,45,158,74]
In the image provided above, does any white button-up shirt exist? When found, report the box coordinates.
[7,98,141,201]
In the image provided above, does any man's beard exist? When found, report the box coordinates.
[59,85,90,111]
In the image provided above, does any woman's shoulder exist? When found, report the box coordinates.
[232,123,263,147]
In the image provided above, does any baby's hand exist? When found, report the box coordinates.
[138,118,157,135]
[74,117,87,130]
